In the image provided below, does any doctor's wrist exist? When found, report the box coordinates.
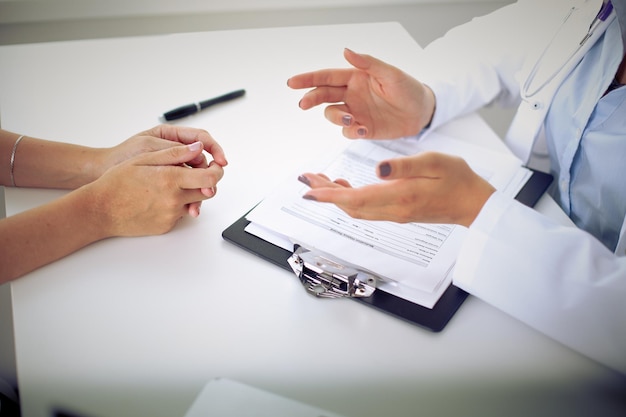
[459,181,496,228]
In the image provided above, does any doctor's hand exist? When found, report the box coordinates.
[287,48,435,140]
[298,152,495,228]
[83,141,225,238]
[94,125,228,217]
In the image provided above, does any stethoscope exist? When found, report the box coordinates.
[521,0,615,101]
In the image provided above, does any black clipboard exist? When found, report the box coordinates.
[222,169,552,332]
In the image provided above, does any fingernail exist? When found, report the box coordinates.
[187,141,202,152]
[298,99,304,109]
[378,162,391,177]
[302,194,317,201]
[298,175,310,186]
[342,115,352,126]
[357,127,367,137]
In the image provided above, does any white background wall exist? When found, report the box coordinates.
[0,1,512,47]
[1,0,506,23]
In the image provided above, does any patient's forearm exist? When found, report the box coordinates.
[1,130,103,189]
[0,186,107,283]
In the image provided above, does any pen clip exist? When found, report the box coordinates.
[580,0,613,45]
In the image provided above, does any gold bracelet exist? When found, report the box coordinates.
[9,135,24,187]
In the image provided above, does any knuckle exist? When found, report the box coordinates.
[195,128,211,140]
[164,195,181,212]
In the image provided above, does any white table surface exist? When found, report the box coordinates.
[1,22,624,417]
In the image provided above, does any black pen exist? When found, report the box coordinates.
[161,89,246,121]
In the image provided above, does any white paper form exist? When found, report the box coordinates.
[246,132,530,308]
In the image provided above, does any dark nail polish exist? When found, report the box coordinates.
[357,127,367,137]
[298,175,310,186]
[342,115,352,126]
[378,162,391,177]
[302,194,317,201]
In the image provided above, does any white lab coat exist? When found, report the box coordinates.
[417,0,626,374]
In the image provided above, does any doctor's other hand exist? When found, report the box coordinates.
[299,152,495,228]
[83,141,225,237]
[287,48,435,140]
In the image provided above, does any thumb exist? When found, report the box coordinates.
[137,141,204,166]
[344,48,394,77]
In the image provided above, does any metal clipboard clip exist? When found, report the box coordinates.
[287,246,379,298]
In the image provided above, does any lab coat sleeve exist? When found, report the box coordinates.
[453,191,626,374]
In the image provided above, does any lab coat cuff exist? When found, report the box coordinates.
[409,82,438,141]
[416,78,458,135]
[453,191,513,289]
